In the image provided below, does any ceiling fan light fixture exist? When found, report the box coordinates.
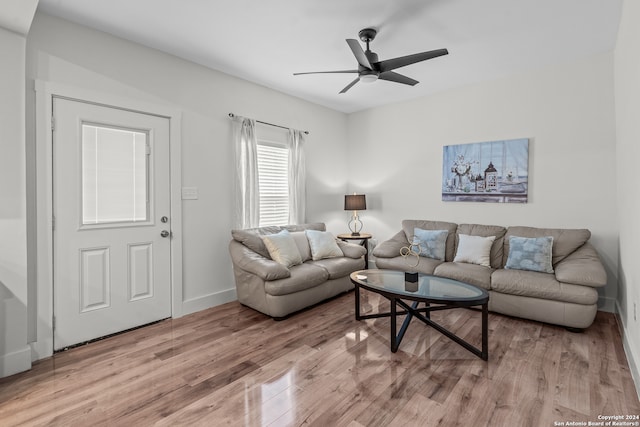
[359,73,378,83]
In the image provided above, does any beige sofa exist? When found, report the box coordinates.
[372,220,607,329]
[229,223,366,318]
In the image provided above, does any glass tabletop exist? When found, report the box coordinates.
[350,269,488,303]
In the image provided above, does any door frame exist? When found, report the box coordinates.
[33,80,183,360]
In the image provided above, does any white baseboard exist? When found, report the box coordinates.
[180,288,238,317]
[615,301,640,401]
[0,345,31,378]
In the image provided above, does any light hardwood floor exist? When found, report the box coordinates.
[1,290,639,426]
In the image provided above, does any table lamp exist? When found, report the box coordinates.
[344,194,366,236]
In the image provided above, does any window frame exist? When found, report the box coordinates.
[256,137,290,227]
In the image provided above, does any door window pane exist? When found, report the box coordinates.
[82,124,148,224]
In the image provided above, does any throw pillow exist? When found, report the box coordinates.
[412,228,448,260]
[454,234,496,267]
[305,229,344,260]
[262,230,303,268]
[505,236,554,273]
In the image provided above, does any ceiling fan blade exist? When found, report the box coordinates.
[378,71,419,86]
[339,77,360,94]
[377,48,448,73]
[293,70,358,75]
[346,39,372,69]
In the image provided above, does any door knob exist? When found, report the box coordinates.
[160,230,170,238]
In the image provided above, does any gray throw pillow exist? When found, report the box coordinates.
[505,236,554,273]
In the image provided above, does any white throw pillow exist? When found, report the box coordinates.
[262,230,303,268]
[305,229,344,260]
[454,234,496,267]
[290,231,312,262]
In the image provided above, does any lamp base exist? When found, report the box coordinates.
[350,232,361,236]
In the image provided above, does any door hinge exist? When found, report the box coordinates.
[145,143,151,155]
[52,315,56,331]
[51,116,55,131]
[52,215,55,231]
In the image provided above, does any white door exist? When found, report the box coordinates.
[53,97,172,350]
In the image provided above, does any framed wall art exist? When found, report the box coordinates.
[442,138,529,203]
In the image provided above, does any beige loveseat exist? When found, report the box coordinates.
[229,223,366,318]
[372,220,607,329]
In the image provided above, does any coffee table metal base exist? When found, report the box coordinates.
[355,285,489,360]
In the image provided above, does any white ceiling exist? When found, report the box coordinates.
[36,0,622,113]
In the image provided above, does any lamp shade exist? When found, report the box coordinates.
[344,194,366,211]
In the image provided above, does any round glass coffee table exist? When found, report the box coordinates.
[350,269,489,360]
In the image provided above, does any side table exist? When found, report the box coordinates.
[337,233,372,269]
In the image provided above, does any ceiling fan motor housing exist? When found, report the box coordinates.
[358,28,377,43]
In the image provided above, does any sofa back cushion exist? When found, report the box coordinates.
[503,226,590,267]
[456,224,507,269]
[402,220,458,261]
[232,222,326,259]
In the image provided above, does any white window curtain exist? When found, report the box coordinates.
[287,129,306,225]
[232,116,259,229]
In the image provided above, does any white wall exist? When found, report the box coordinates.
[0,25,31,376]
[347,52,619,310]
[25,12,349,340]
[614,0,640,397]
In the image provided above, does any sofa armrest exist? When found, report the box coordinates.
[372,230,409,258]
[554,242,606,287]
[336,240,367,259]
[229,240,290,281]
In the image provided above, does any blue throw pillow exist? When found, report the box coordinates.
[412,228,448,260]
[505,236,554,273]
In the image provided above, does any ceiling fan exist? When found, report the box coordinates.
[294,28,448,94]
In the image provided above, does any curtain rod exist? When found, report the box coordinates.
[228,113,309,135]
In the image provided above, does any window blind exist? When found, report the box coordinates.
[256,142,289,226]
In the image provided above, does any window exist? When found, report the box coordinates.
[81,124,149,225]
[232,116,305,230]
[256,140,289,227]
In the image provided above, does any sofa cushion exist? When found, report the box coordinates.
[264,263,329,296]
[491,269,598,305]
[309,257,364,280]
[453,234,496,267]
[503,226,590,267]
[306,230,344,260]
[336,240,367,259]
[413,228,448,260]
[232,222,326,259]
[456,224,507,268]
[433,262,492,290]
[505,236,554,274]
[402,220,458,261]
[232,226,281,259]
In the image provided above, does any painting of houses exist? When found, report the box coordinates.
[442,138,529,203]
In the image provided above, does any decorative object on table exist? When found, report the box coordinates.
[442,138,529,203]
[399,236,423,272]
[344,193,366,236]
[404,272,418,283]
[404,278,418,292]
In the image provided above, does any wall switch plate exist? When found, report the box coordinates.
[181,187,198,200]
